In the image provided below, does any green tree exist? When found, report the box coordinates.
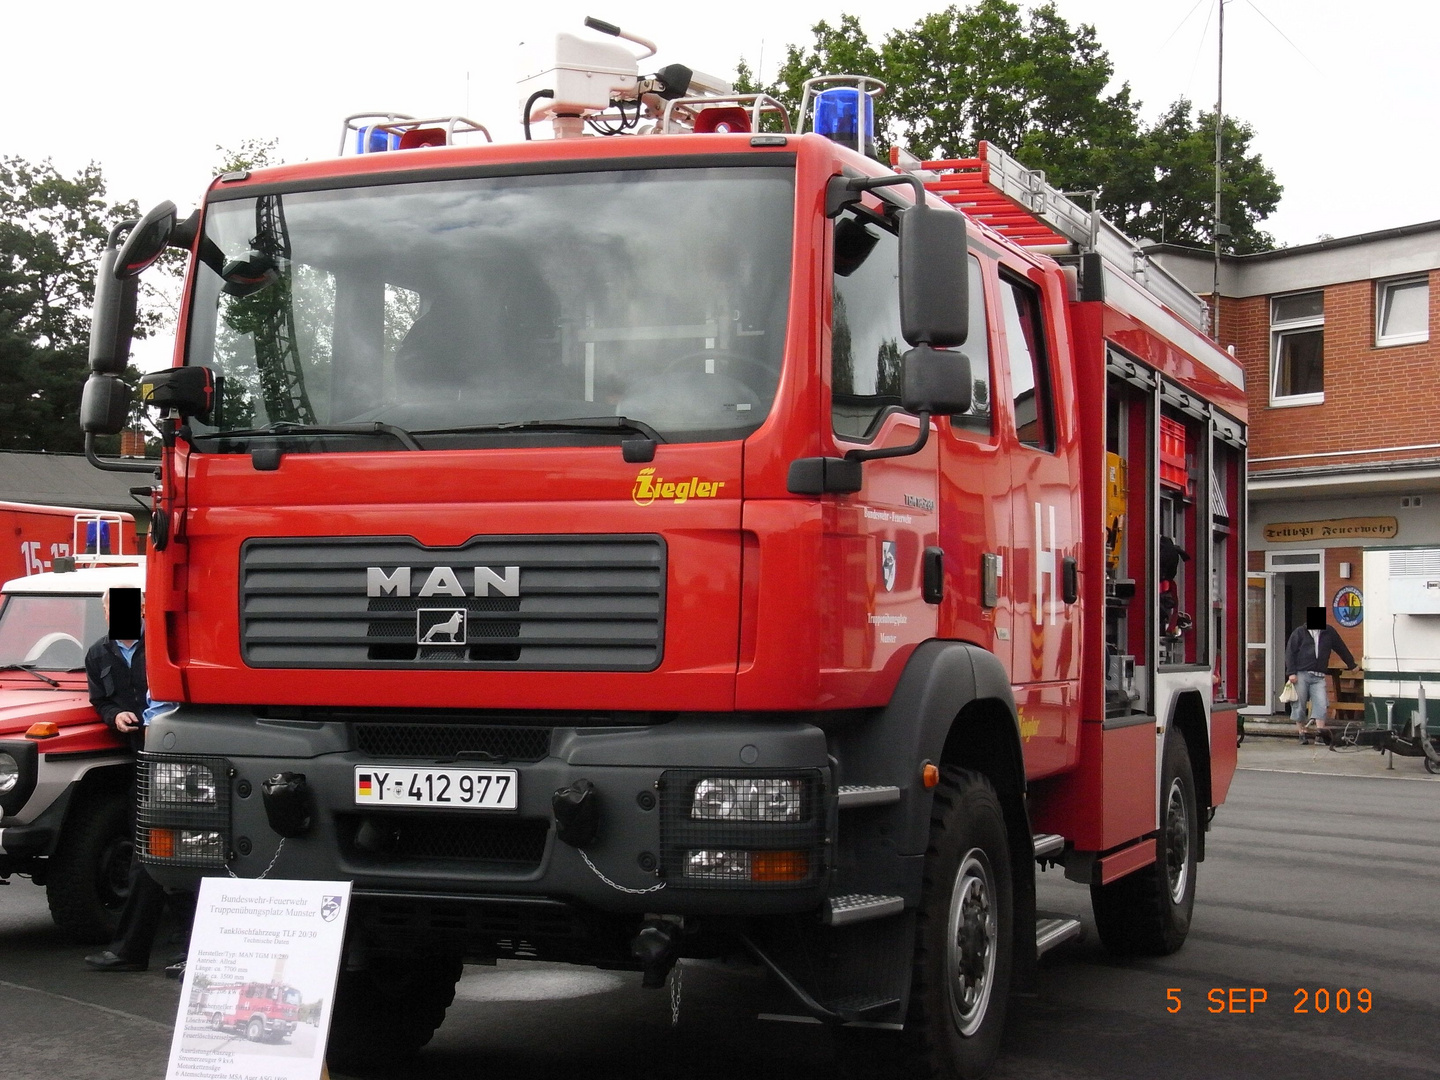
[1103,100,1281,254]
[741,2,1281,253]
[0,157,144,452]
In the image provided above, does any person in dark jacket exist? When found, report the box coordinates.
[1159,534,1191,637]
[1284,606,1359,744]
[83,589,184,972]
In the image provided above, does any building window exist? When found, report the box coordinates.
[1269,290,1324,406]
[1376,276,1429,347]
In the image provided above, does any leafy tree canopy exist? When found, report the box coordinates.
[739,1,1281,253]
[0,157,144,452]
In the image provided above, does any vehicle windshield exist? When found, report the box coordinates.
[186,164,795,449]
[283,988,302,1005]
[0,594,105,671]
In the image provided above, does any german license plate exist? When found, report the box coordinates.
[353,766,518,810]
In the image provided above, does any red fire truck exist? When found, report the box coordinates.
[0,502,137,583]
[80,19,1244,1078]
[198,980,301,1042]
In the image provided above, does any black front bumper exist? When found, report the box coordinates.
[138,708,834,919]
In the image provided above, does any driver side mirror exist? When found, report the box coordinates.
[87,222,140,375]
[115,200,178,279]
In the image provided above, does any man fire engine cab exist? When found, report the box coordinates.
[81,18,1245,1078]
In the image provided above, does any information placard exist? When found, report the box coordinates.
[165,877,352,1080]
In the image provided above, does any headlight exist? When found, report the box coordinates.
[690,777,803,822]
[152,762,217,805]
[0,752,18,795]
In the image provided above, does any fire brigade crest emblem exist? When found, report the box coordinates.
[881,541,897,592]
[321,895,343,922]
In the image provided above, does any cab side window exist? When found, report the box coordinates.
[832,212,905,439]
[1000,274,1055,451]
[950,256,993,434]
[832,214,993,440]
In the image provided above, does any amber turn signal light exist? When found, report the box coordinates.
[25,722,59,739]
[921,761,940,788]
[749,850,809,882]
[149,828,176,858]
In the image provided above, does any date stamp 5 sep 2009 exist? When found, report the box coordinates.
[1166,988,1374,1014]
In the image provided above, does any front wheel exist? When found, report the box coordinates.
[246,1017,265,1042]
[907,767,1013,1079]
[46,788,132,944]
[325,955,462,1071]
[1091,731,1198,956]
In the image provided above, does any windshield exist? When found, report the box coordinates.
[0,593,105,671]
[186,164,795,449]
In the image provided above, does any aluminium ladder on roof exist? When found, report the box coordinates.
[892,141,1212,336]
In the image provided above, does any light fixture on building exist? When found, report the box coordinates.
[1339,562,1352,579]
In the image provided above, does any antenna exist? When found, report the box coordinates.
[1212,0,1224,327]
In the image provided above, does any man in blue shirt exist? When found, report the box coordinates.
[82,589,187,972]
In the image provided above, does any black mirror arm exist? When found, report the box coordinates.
[826,172,928,218]
[85,432,158,474]
[844,411,931,463]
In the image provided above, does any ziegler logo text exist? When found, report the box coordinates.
[632,468,725,506]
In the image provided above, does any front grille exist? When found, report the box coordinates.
[353,723,552,762]
[240,534,665,671]
[338,812,550,867]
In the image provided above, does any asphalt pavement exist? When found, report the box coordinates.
[2,738,1435,1080]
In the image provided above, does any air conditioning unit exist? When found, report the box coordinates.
[1390,549,1440,614]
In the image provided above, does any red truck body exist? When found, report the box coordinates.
[89,77,1246,1077]
[0,502,137,582]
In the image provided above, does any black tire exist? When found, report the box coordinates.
[905,767,1014,1080]
[326,954,463,1071]
[246,1016,265,1042]
[46,789,133,945]
[210,1012,224,1031]
[1091,731,1198,957]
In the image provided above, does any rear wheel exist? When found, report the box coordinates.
[47,788,132,944]
[907,767,1013,1079]
[1091,731,1198,956]
[326,954,462,1071]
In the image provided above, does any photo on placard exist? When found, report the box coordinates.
[177,950,328,1058]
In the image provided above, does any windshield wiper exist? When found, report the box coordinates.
[215,421,423,451]
[415,416,665,443]
[0,664,62,688]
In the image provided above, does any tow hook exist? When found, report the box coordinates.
[552,778,599,847]
[261,772,314,837]
[631,919,681,988]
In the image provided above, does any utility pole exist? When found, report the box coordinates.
[1212,0,1225,335]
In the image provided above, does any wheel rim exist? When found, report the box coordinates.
[1164,777,1191,904]
[945,848,997,1037]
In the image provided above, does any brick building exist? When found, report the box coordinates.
[1153,222,1440,714]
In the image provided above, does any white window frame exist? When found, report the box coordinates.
[1269,291,1324,407]
[1375,275,1429,348]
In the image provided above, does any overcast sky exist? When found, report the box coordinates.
[6,0,1433,249]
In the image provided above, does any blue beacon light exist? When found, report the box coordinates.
[814,88,875,156]
[356,126,400,155]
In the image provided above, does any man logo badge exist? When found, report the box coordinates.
[417,608,467,645]
[881,541,898,592]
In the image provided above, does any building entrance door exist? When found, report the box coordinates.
[1264,550,1324,712]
